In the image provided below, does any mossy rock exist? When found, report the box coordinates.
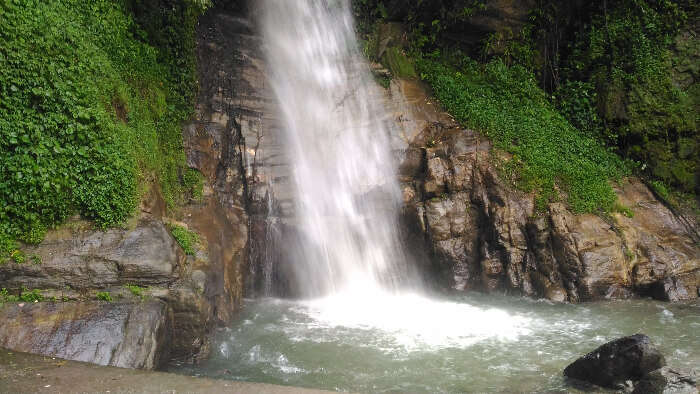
[382,46,417,79]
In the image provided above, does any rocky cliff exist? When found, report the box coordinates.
[389,77,700,302]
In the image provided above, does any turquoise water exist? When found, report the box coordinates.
[170,293,700,393]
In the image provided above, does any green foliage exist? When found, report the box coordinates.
[182,168,205,202]
[561,0,698,194]
[20,223,47,245]
[125,284,147,300]
[481,26,536,70]
[383,47,417,78]
[19,288,44,303]
[650,180,671,201]
[96,291,113,302]
[613,202,635,218]
[0,0,205,245]
[417,57,628,213]
[0,236,17,265]
[11,250,26,264]
[373,74,392,89]
[0,288,20,303]
[169,224,199,256]
[554,81,601,137]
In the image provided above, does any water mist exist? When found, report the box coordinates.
[256,0,530,349]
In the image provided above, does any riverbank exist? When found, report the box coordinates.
[0,349,329,394]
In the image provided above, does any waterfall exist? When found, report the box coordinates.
[260,0,409,297]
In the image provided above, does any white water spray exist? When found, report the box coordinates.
[259,0,531,343]
[260,0,407,297]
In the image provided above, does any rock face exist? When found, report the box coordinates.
[388,76,700,302]
[0,219,181,291]
[633,367,699,394]
[0,9,254,368]
[0,216,222,367]
[563,334,666,388]
[0,301,171,370]
[190,7,300,298]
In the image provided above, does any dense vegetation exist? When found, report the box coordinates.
[0,0,209,262]
[418,57,627,212]
[354,0,698,213]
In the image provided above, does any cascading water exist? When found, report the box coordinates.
[254,0,534,348]
[260,0,408,297]
[170,3,700,391]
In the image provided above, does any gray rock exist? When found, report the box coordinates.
[0,301,172,369]
[564,334,666,388]
[391,73,700,303]
[633,367,698,394]
[0,219,181,291]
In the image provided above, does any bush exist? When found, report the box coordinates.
[96,291,113,302]
[0,0,207,245]
[417,57,628,213]
[561,0,698,194]
[19,288,44,303]
[169,224,199,256]
[125,284,147,300]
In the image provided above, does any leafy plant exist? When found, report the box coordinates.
[0,288,20,303]
[416,56,628,213]
[0,0,206,247]
[125,284,147,300]
[96,291,113,302]
[169,224,199,256]
[613,202,635,218]
[19,288,44,303]
[11,250,26,264]
[560,0,698,194]
[182,168,205,202]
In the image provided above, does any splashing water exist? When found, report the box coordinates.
[171,3,700,391]
[258,0,530,354]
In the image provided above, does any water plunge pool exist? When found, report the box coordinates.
[169,293,699,392]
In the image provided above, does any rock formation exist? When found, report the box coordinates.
[563,334,666,388]
[389,76,699,302]
[564,334,698,393]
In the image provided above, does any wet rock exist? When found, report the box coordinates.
[389,73,700,303]
[0,301,172,369]
[0,219,182,291]
[633,367,698,394]
[563,334,666,388]
[165,285,213,363]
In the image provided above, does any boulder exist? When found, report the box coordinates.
[0,301,172,369]
[0,219,182,291]
[563,334,666,388]
[633,367,698,394]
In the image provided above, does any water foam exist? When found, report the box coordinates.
[296,290,532,351]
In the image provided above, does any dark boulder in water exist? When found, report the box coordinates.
[564,334,666,388]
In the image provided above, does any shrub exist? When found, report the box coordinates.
[0,0,207,246]
[0,288,20,303]
[125,284,147,300]
[417,57,628,213]
[169,224,199,256]
[96,291,113,302]
[182,168,205,202]
[19,288,44,303]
